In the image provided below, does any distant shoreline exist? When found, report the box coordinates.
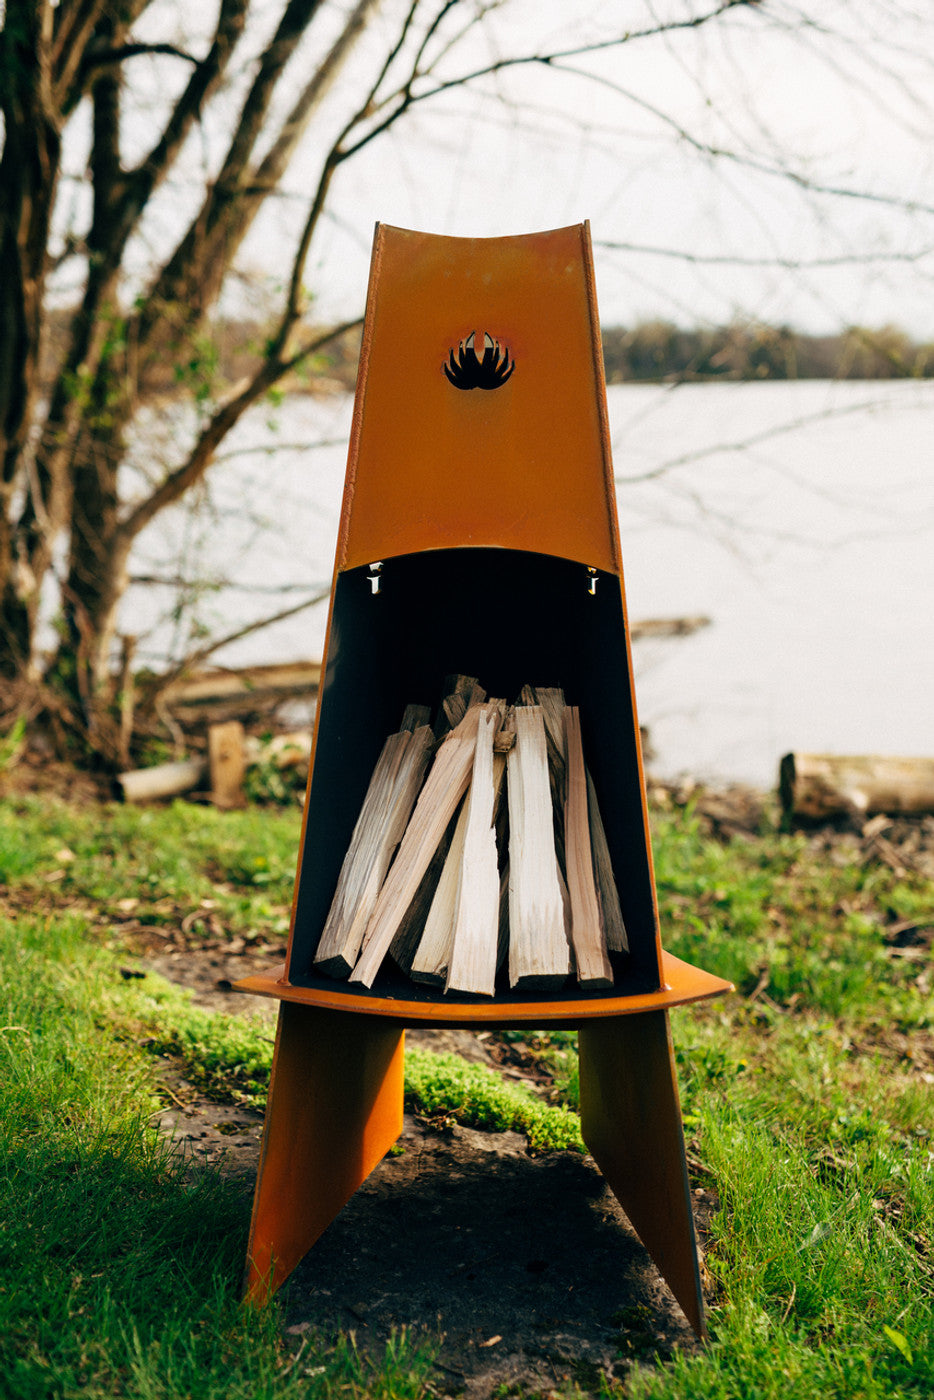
[41,313,934,401]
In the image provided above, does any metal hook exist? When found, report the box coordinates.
[368,561,383,596]
[587,567,598,596]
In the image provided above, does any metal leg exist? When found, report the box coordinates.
[578,1011,705,1336]
[243,1003,404,1301]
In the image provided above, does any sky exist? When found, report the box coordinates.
[237,0,934,337]
[52,1,934,338]
[36,0,934,767]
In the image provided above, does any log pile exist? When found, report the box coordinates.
[314,677,628,996]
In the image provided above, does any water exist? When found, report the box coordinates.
[128,380,934,789]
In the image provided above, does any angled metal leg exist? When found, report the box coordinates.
[578,1011,705,1336]
[244,1003,404,1301]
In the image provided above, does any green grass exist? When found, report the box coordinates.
[122,973,584,1151]
[0,791,299,932]
[1,786,932,1396]
[0,907,434,1397]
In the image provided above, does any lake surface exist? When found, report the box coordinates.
[130,380,934,789]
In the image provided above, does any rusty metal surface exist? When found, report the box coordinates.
[233,950,732,1027]
[282,225,661,989]
[243,1004,404,1301]
[236,225,730,1338]
[579,1011,706,1337]
[339,224,621,576]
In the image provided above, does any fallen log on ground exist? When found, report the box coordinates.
[780,752,934,821]
[118,727,313,804]
[157,661,321,725]
[117,759,207,803]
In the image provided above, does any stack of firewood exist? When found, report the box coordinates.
[313,677,628,996]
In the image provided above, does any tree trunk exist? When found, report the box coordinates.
[0,2,61,676]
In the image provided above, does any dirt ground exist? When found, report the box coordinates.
[17,755,931,1395]
[148,950,709,1396]
[135,781,934,1396]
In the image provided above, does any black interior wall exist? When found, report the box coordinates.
[288,548,662,999]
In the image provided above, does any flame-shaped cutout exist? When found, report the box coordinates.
[443,331,514,390]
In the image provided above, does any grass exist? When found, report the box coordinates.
[1,782,932,1396]
[0,908,436,1399]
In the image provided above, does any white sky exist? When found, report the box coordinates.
[243,0,934,335]
[52,0,934,335]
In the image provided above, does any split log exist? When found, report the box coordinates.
[435,675,486,739]
[445,708,503,996]
[401,703,432,731]
[524,685,568,809]
[564,708,613,987]
[410,751,508,986]
[521,685,568,876]
[507,706,570,989]
[350,704,488,988]
[314,723,434,977]
[496,863,510,971]
[780,753,934,821]
[389,809,459,975]
[408,795,470,985]
[586,768,628,952]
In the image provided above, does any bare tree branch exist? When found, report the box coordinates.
[615,393,903,485]
[546,58,934,218]
[82,41,201,70]
[595,239,934,269]
[51,0,111,110]
[136,0,324,339]
[119,320,361,542]
[335,0,761,162]
[152,587,330,691]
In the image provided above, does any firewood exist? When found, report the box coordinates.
[445,721,505,996]
[313,723,434,977]
[531,685,568,809]
[506,706,570,989]
[496,862,510,970]
[408,795,470,985]
[586,767,628,952]
[520,686,568,871]
[400,703,432,731]
[350,704,488,987]
[410,741,506,986]
[435,675,485,738]
[564,707,613,988]
[389,808,458,974]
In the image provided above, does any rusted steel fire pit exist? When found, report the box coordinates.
[234,223,731,1337]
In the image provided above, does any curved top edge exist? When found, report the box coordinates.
[374,220,589,248]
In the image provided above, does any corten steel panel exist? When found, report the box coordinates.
[244,1005,404,1300]
[286,549,664,994]
[279,225,663,1002]
[338,224,621,575]
[235,950,732,1027]
[235,225,732,1337]
[579,1012,707,1336]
